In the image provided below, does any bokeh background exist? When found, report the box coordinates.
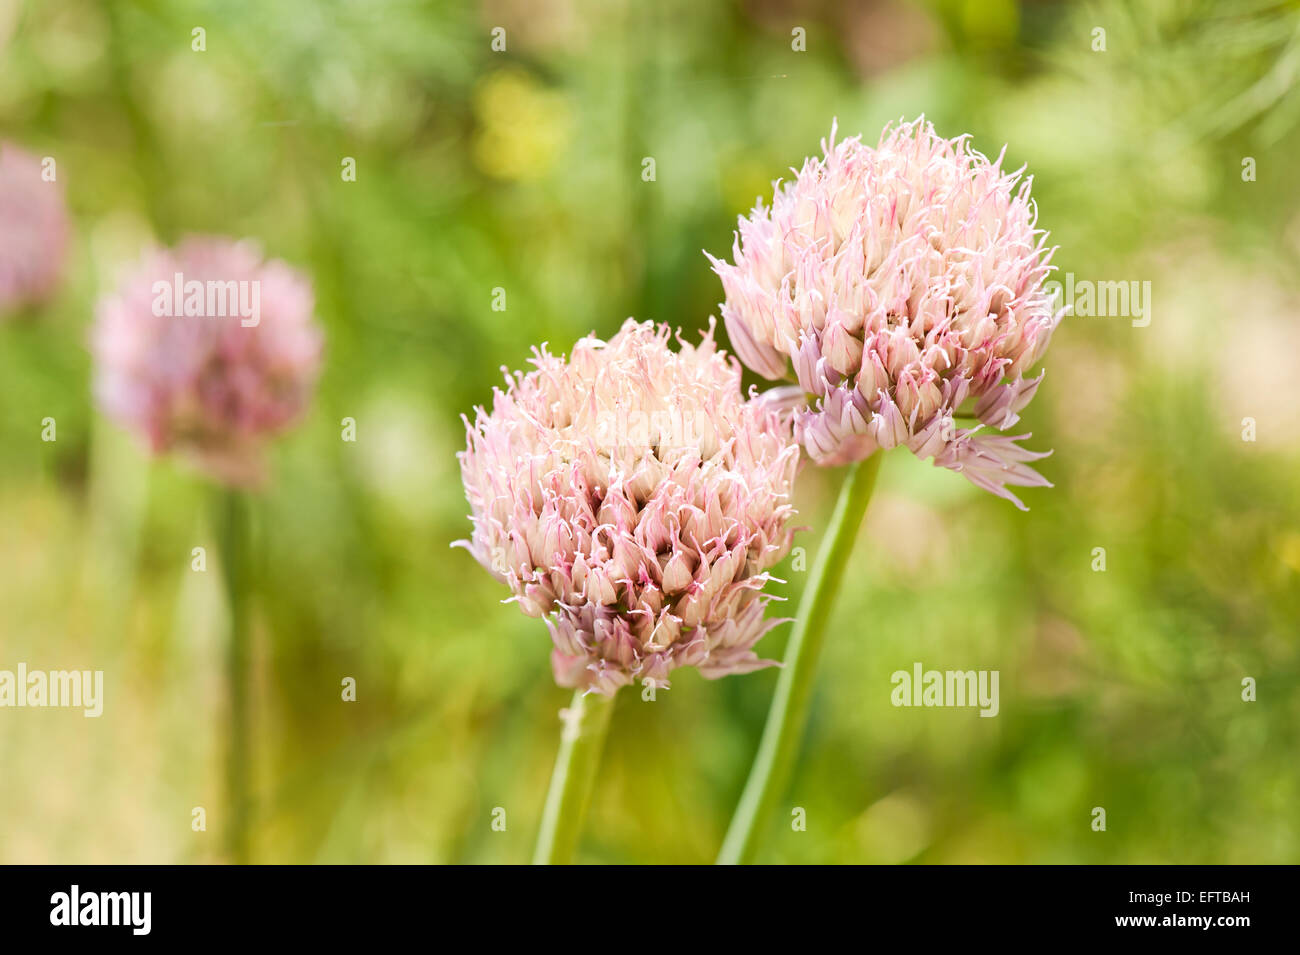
[2,0,1298,863]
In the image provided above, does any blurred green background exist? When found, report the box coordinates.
[2,0,1298,863]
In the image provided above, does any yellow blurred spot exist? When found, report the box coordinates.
[1278,533,1300,574]
[472,68,572,182]
[852,791,931,863]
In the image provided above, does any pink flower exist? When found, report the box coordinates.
[91,237,323,487]
[456,319,801,695]
[0,142,70,312]
[709,119,1064,509]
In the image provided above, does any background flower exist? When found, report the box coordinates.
[457,319,800,694]
[0,141,70,313]
[91,237,323,487]
[710,119,1063,508]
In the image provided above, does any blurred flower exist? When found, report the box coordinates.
[472,67,572,182]
[0,142,70,313]
[456,319,800,695]
[91,237,323,487]
[709,119,1063,509]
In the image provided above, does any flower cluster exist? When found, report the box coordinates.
[458,118,1062,694]
[457,319,800,694]
[709,119,1062,508]
[91,237,323,487]
[0,142,70,313]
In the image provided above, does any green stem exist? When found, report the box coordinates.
[216,489,252,865]
[717,453,883,865]
[532,688,618,865]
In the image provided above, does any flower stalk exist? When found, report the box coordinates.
[532,688,618,865]
[216,488,252,864]
[718,452,882,864]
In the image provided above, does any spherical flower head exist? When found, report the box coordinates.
[456,319,801,695]
[709,118,1064,509]
[91,237,323,488]
[0,142,70,313]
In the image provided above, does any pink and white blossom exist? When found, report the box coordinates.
[456,319,800,694]
[709,119,1063,508]
[91,237,323,487]
[0,142,70,312]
